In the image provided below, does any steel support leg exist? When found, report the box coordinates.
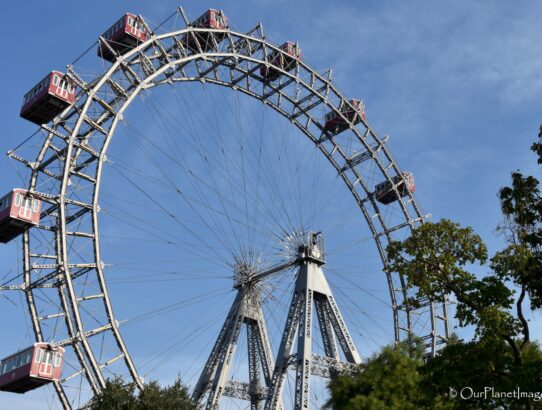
[265,257,361,410]
[194,287,275,409]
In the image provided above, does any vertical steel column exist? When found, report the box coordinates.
[247,321,261,410]
[294,264,313,409]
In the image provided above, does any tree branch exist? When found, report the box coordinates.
[517,284,530,349]
[503,334,522,366]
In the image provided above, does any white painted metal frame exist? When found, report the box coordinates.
[8,7,449,408]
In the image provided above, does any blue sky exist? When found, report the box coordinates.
[1,1,541,409]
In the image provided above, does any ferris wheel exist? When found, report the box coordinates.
[0,6,449,409]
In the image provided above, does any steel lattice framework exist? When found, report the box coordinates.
[6,7,450,409]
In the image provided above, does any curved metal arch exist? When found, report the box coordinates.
[84,25,434,345]
[17,15,449,408]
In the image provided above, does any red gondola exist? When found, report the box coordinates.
[20,72,76,125]
[323,99,366,135]
[375,172,415,205]
[98,13,148,62]
[0,189,43,244]
[183,9,228,52]
[0,343,65,394]
[260,41,302,81]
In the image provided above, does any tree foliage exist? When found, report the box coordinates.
[384,216,541,407]
[497,169,542,310]
[386,219,517,342]
[89,377,195,410]
[327,337,542,410]
[420,337,542,409]
[325,342,425,410]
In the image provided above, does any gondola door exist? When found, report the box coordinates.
[38,350,53,377]
[57,78,69,101]
[19,196,32,220]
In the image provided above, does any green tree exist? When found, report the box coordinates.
[386,219,520,353]
[89,377,195,410]
[385,219,542,409]
[137,379,194,410]
[90,377,137,410]
[420,337,542,409]
[384,128,542,409]
[325,341,425,410]
[497,172,542,311]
